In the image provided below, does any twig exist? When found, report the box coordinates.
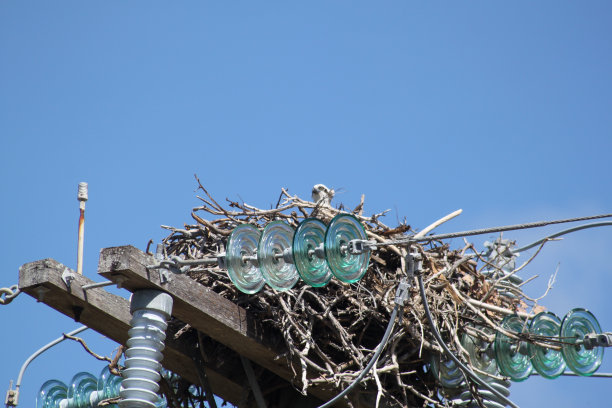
[63,333,113,363]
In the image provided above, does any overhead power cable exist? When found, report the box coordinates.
[317,279,412,408]
[375,212,612,247]
[514,221,612,253]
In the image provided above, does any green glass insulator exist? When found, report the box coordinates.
[258,221,298,291]
[68,372,97,408]
[561,308,604,376]
[98,366,122,404]
[226,224,264,294]
[429,354,464,389]
[461,327,498,376]
[36,379,68,408]
[292,218,332,287]
[324,214,370,283]
[494,315,532,381]
[155,394,168,408]
[528,312,566,379]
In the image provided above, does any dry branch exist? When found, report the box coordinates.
[156,179,550,407]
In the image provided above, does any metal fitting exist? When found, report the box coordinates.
[583,332,612,350]
[394,278,411,306]
[347,240,375,255]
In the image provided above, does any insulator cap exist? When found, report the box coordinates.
[77,182,88,202]
[130,290,173,318]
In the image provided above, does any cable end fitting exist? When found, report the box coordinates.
[394,278,411,306]
[583,332,612,350]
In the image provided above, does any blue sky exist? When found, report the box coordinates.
[1,2,611,407]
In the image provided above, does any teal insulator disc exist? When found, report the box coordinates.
[461,327,498,376]
[528,312,566,379]
[155,394,168,408]
[293,218,332,287]
[226,224,264,294]
[98,366,122,401]
[429,354,464,389]
[324,214,370,283]
[68,372,97,408]
[561,308,604,376]
[258,221,299,291]
[36,379,68,408]
[494,315,532,381]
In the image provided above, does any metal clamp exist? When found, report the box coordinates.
[583,332,612,350]
[406,249,422,278]
[393,248,421,306]
[347,239,376,255]
[148,243,222,279]
[394,278,411,306]
[61,268,76,290]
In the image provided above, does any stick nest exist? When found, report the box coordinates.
[159,180,542,408]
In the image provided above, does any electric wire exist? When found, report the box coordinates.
[531,371,612,378]
[317,305,401,408]
[11,325,89,406]
[417,274,520,408]
[378,213,612,247]
[514,221,612,253]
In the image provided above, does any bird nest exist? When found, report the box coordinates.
[159,179,547,408]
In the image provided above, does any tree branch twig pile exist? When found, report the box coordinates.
[159,180,549,407]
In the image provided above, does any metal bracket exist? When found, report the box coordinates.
[159,268,171,285]
[81,281,114,291]
[154,244,172,284]
[348,239,376,255]
[61,268,76,290]
[583,332,612,350]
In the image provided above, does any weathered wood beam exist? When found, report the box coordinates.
[98,246,336,403]
[18,259,244,405]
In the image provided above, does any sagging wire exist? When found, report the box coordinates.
[316,211,462,407]
[514,221,612,253]
[5,326,88,407]
[316,279,410,408]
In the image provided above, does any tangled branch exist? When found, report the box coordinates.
[158,178,551,407]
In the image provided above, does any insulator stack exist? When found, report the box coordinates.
[37,366,166,408]
[481,238,524,299]
[120,290,173,408]
[225,214,371,293]
[453,378,512,408]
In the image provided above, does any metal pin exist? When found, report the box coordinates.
[77,182,88,275]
